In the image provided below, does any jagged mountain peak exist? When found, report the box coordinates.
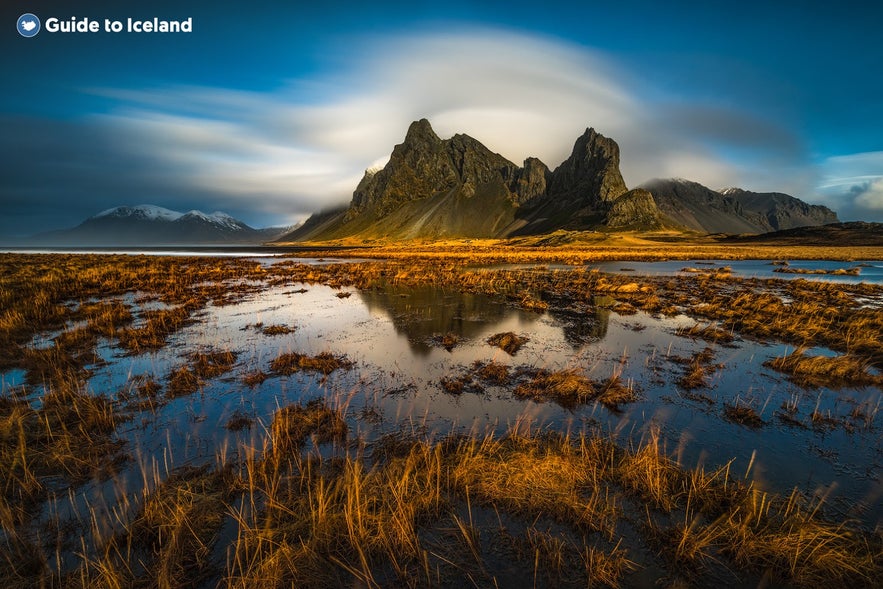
[402,118,441,146]
[547,126,627,205]
[279,121,837,242]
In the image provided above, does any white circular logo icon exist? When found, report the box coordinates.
[17,13,41,38]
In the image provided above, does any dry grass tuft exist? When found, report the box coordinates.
[127,464,235,587]
[596,375,638,411]
[270,398,348,454]
[486,332,529,355]
[431,332,460,351]
[0,386,128,527]
[439,374,472,395]
[724,403,765,428]
[471,360,510,385]
[242,370,269,387]
[261,324,295,336]
[191,349,238,379]
[167,366,200,399]
[270,351,354,376]
[766,348,881,388]
[675,347,720,390]
[676,323,735,344]
[514,369,595,409]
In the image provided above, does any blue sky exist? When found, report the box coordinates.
[1,0,882,236]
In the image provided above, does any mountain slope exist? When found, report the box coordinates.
[280,119,662,242]
[640,179,838,234]
[719,188,838,230]
[30,205,290,245]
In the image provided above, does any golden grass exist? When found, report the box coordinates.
[514,369,637,411]
[3,414,879,588]
[0,386,128,527]
[486,332,529,355]
[261,324,295,336]
[280,235,883,265]
[2,252,882,587]
[514,369,595,408]
[269,399,348,455]
[766,348,882,388]
[270,351,354,376]
[675,322,735,344]
[675,348,720,390]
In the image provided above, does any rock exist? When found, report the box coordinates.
[604,189,662,229]
[545,128,628,206]
[642,179,839,234]
[510,157,550,205]
[718,187,839,230]
[281,120,839,242]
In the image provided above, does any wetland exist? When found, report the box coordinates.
[1,248,881,588]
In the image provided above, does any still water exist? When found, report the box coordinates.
[6,272,875,538]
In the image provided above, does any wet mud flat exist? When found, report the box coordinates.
[1,253,881,588]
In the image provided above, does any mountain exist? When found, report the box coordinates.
[279,119,662,242]
[29,205,293,246]
[640,179,838,234]
[718,187,839,231]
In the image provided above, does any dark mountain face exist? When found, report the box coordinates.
[640,179,765,234]
[281,119,660,242]
[545,128,628,205]
[641,179,839,234]
[719,188,838,231]
[279,119,838,242]
[28,205,291,246]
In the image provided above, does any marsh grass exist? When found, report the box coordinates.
[675,348,720,390]
[513,369,595,409]
[270,351,354,376]
[471,360,510,385]
[486,332,529,355]
[766,348,881,388]
[675,323,735,344]
[513,369,637,411]
[261,324,295,336]
[0,385,128,528]
[723,402,765,428]
[431,332,460,352]
[269,398,348,455]
[3,415,880,588]
[3,252,883,588]
[191,349,238,379]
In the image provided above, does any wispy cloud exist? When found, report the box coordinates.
[2,26,841,236]
[816,151,883,219]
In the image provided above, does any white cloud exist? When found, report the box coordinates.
[855,178,883,210]
[815,151,883,218]
[87,26,812,224]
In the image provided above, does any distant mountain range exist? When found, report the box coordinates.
[641,179,837,234]
[28,205,294,246]
[279,119,837,242]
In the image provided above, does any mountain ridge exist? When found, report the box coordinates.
[281,119,665,242]
[26,205,295,246]
[640,178,838,234]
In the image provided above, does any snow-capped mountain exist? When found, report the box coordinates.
[93,205,185,222]
[30,205,292,246]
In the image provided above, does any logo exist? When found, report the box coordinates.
[17,13,40,37]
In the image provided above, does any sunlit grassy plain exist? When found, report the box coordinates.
[1,237,882,587]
